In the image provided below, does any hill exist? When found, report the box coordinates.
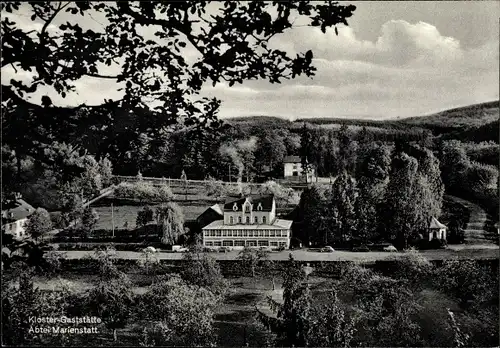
[400,101,499,129]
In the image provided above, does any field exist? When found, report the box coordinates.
[92,204,209,230]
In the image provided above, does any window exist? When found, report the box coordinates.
[282,230,288,237]
[205,241,213,247]
[270,230,275,237]
[223,240,233,247]
[237,231,243,237]
[246,240,257,247]
[279,242,287,247]
[246,216,250,224]
[238,216,242,224]
[270,241,278,247]
[234,240,245,247]
[264,230,269,237]
[258,240,269,247]
[230,216,234,224]
[254,216,258,224]
[222,230,227,237]
[293,171,298,176]
[245,204,251,213]
[262,216,267,224]
[258,230,263,237]
[216,230,222,237]
[213,241,222,247]
[243,231,248,237]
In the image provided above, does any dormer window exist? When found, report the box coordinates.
[238,216,242,224]
[257,203,263,211]
[262,216,267,224]
[233,203,238,211]
[230,216,234,224]
[244,203,251,213]
[246,216,250,224]
[254,216,258,224]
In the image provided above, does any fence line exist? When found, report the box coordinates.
[111,175,328,189]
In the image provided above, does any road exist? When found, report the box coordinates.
[446,195,498,245]
[53,246,499,262]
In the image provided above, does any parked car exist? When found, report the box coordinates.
[383,245,398,252]
[277,246,286,252]
[143,246,157,253]
[172,245,188,252]
[321,246,335,253]
[352,245,370,252]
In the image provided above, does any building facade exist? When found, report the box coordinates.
[202,194,293,249]
[428,217,447,241]
[283,156,315,182]
[1,195,35,239]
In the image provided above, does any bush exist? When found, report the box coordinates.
[114,182,173,202]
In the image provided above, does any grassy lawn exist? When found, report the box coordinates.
[93,204,209,230]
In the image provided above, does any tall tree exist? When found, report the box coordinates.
[25,208,52,241]
[330,171,358,243]
[139,276,218,347]
[265,255,311,347]
[337,124,357,174]
[155,203,185,245]
[384,152,421,249]
[355,144,392,243]
[181,245,228,298]
[300,123,313,182]
[298,185,328,246]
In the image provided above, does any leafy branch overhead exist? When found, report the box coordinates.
[2,1,355,115]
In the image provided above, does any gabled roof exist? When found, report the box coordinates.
[2,199,35,223]
[283,156,302,163]
[210,204,223,216]
[224,194,274,212]
[429,217,447,229]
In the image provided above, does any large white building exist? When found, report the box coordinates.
[283,156,315,182]
[202,194,293,249]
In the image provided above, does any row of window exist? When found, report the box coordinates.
[204,229,288,237]
[228,215,267,225]
[3,220,24,231]
[205,240,287,247]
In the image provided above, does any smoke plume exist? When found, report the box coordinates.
[219,137,257,194]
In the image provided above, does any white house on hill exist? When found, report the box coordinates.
[2,195,35,239]
[202,194,292,249]
[283,156,315,182]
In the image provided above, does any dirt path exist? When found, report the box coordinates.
[446,195,498,245]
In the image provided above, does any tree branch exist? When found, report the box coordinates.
[118,2,205,56]
[85,73,120,79]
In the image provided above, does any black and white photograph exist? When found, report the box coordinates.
[1,1,499,347]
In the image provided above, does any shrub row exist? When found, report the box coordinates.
[114,182,173,202]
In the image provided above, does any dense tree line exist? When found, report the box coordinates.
[298,137,445,249]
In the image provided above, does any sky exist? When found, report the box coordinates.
[2,1,499,120]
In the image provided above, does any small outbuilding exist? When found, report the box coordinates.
[428,217,447,241]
